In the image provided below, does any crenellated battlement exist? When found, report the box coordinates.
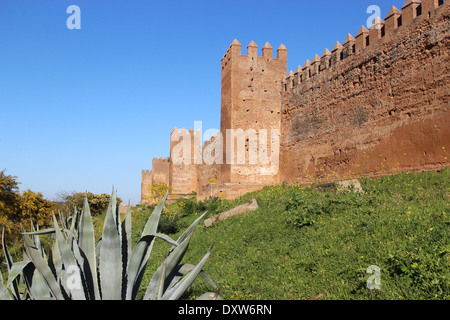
[221,39,288,70]
[202,133,221,151]
[152,156,170,163]
[142,0,449,203]
[170,127,201,138]
[283,0,447,93]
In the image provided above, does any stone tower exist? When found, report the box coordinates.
[219,40,287,187]
[169,128,198,195]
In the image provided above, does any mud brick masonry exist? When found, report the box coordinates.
[141,0,449,203]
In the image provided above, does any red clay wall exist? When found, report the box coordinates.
[280,2,449,183]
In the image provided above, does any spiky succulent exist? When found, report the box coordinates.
[0,191,219,300]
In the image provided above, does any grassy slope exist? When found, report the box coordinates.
[133,168,449,300]
[1,169,447,300]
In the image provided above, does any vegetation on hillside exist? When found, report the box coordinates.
[0,191,218,300]
[1,167,448,300]
[57,190,123,216]
[0,170,59,243]
[0,170,123,247]
[136,168,449,300]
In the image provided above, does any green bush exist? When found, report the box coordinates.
[1,191,219,300]
[164,168,448,300]
[158,214,180,235]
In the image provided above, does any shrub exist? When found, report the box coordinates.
[58,191,122,216]
[0,191,219,300]
[1,171,60,243]
[158,212,180,235]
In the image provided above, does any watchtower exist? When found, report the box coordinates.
[219,40,287,185]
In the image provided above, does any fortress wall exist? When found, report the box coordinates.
[195,135,221,197]
[142,0,449,201]
[140,158,170,203]
[220,40,287,186]
[280,1,450,183]
[169,128,198,195]
[140,170,152,203]
[151,157,170,185]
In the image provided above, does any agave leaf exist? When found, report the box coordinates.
[70,201,80,235]
[23,234,64,300]
[120,205,132,299]
[157,254,168,300]
[33,224,46,260]
[176,212,207,244]
[164,263,218,293]
[52,215,86,300]
[197,290,222,300]
[2,228,22,300]
[125,191,168,300]
[21,228,56,236]
[143,233,192,300]
[109,188,119,229]
[59,210,67,231]
[46,238,70,300]
[125,234,158,300]
[20,261,36,300]
[99,194,122,300]
[161,244,214,300]
[50,236,62,281]
[121,205,132,265]
[145,245,217,299]
[124,233,179,300]
[199,269,217,290]
[141,191,169,238]
[78,195,100,299]
[161,264,192,294]
[196,292,217,300]
[151,233,179,247]
[72,237,98,300]
[0,272,12,300]
[30,267,52,299]
[144,212,206,300]
[6,260,32,289]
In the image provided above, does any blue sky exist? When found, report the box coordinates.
[0,0,406,204]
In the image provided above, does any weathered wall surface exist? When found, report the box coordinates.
[280,1,449,183]
[142,0,449,202]
[220,40,287,187]
[140,158,170,203]
[195,135,221,198]
[169,128,198,195]
[140,170,152,203]
[151,157,170,185]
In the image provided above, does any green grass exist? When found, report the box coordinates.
[134,168,449,300]
[2,168,448,300]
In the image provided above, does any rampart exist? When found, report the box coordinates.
[140,157,170,202]
[220,40,286,187]
[169,128,198,195]
[280,0,449,183]
[141,0,449,203]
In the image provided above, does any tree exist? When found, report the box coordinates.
[58,191,123,215]
[145,183,173,204]
[1,171,59,242]
[0,170,21,238]
[18,190,59,232]
[209,178,218,197]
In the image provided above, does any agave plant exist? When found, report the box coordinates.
[0,190,219,300]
